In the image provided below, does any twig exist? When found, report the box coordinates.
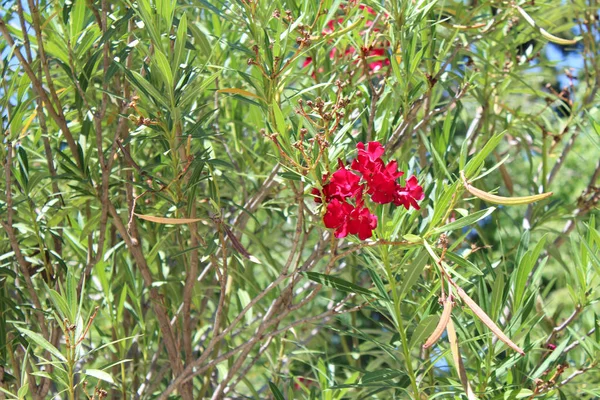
[544,304,583,347]
[0,143,48,339]
[562,327,595,354]
[106,202,186,392]
[559,363,597,386]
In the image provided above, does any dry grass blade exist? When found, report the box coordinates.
[423,295,453,349]
[134,213,206,224]
[453,284,525,356]
[447,319,478,400]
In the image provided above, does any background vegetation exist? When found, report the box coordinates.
[1,0,600,398]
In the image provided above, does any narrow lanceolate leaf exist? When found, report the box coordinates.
[516,6,580,45]
[461,171,552,205]
[217,88,264,101]
[452,284,525,355]
[432,207,496,234]
[134,213,205,224]
[303,272,382,298]
[84,369,115,384]
[447,320,478,400]
[268,381,285,400]
[423,296,454,349]
[17,328,67,362]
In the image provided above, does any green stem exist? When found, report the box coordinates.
[381,248,420,398]
[67,337,75,400]
[397,315,419,397]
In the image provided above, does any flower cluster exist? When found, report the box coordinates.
[302,3,390,76]
[313,142,424,240]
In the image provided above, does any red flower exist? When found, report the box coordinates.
[351,141,384,174]
[311,187,322,203]
[315,141,423,240]
[365,48,390,72]
[367,160,404,204]
[351,142,402,204]
[323,17,344,35]
[323,199,377,239]
[323,199,355,238]
[394,176,425,210]
[346,203,378,239]
[321,165,361,202]
[300,4,390,78]
[358,4,377,15]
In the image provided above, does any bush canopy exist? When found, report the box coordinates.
[1,0,600,399]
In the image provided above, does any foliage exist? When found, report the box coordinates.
[0,0,599,399]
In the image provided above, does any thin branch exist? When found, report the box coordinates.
[1,143,48,339]
[544,304,583,347]
[558,363,597,386]
[562,328,595,354]
[106,202,186,391]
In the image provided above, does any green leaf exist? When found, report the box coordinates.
[464,132,506,178]
[531,337,570,379]
[490,271,506,321]
[153,49,173,89]
[120,66,171,109]
[272,101,286,134]
[17,384,28,400]
[66,270,77,321]
[398,249,428,298]
[431,207,496,235]
[0,387,17,399]
[361,369,405,384]
[268,382,285,400]
[409,315,440,350]
[303,272,381,298]
[173,14,188,72]
[17,328,66,362]
[444,251,483,276]
[429,181,460,230]
[179,71,220,107]
[70,0,86,40]
[47,288,72,322]
[513,235,547,313]
[84,369,115,384]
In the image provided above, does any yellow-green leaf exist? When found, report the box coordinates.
[217,88,264,101]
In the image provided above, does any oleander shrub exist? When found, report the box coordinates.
[1,0,600,399]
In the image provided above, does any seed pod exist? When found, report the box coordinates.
[453,283,525,356]
[461,171,552,205]
[423,295,454,349]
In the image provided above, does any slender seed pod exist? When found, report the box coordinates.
[453,284,525,356]
[423,295,454,349]
[461,171,552,206]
